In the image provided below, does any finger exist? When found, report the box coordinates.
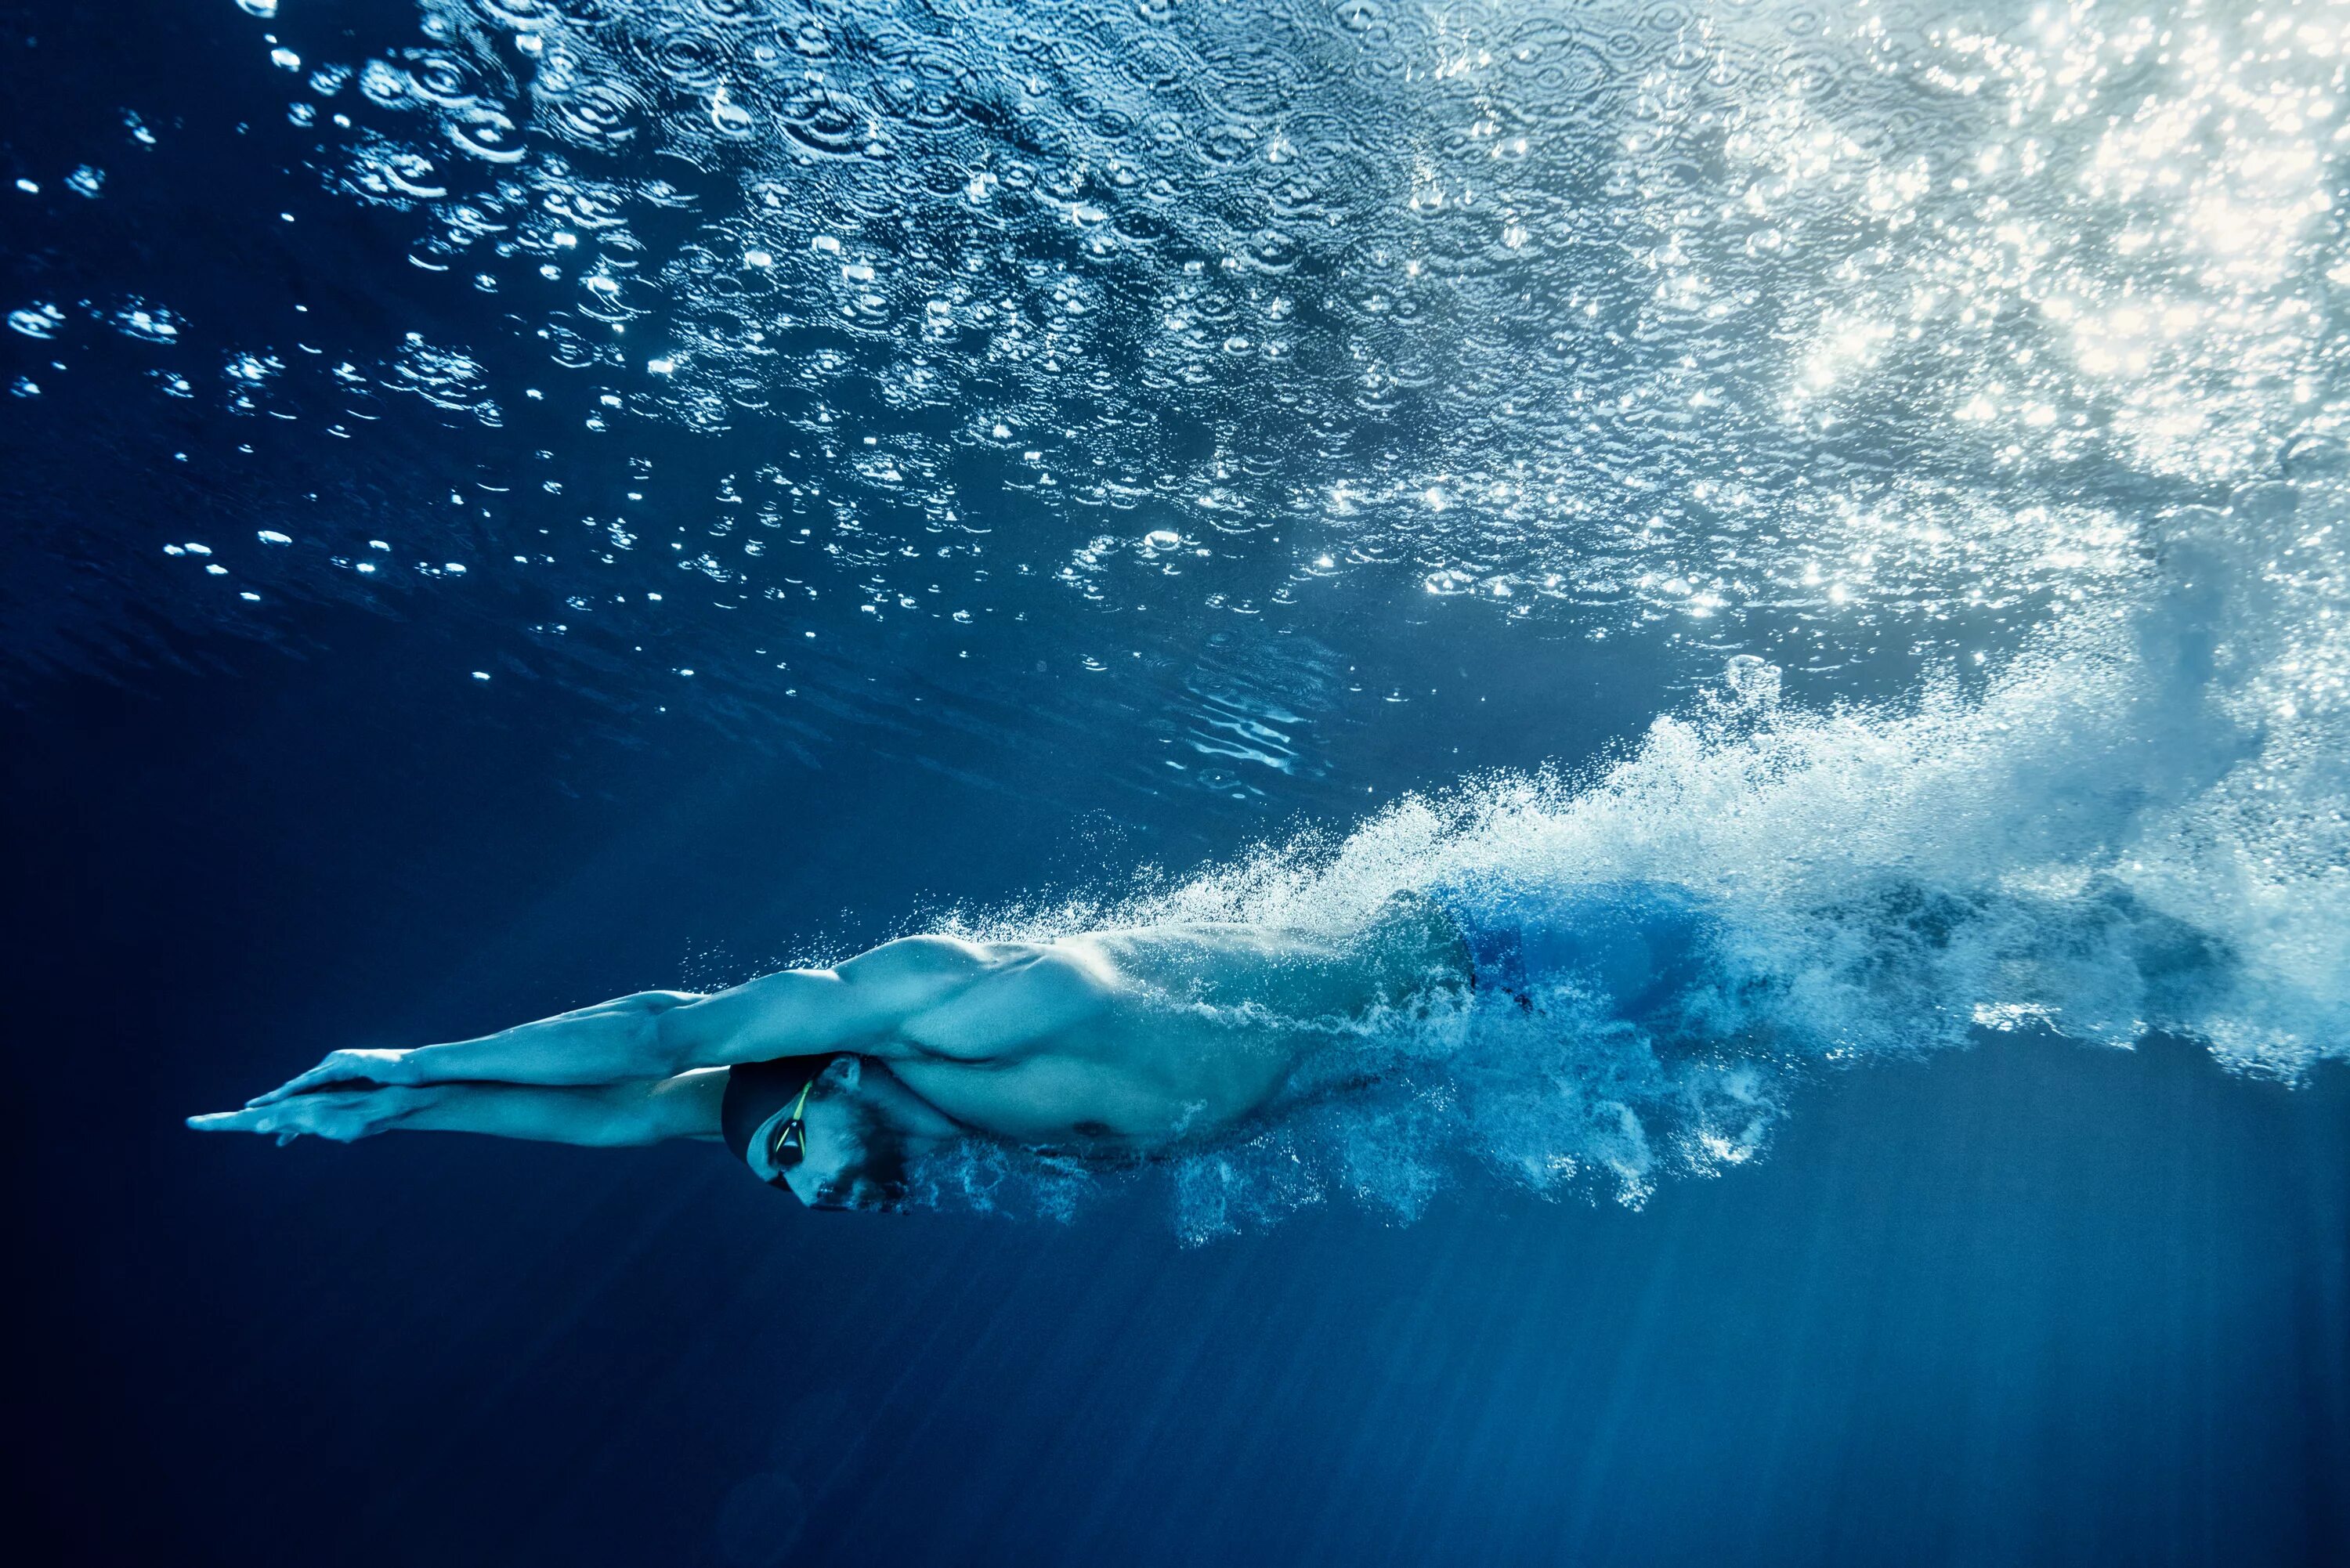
[189,1108,272,1133]
[248,1050,407,1106]
[246,1067,337,1107]
[249,1068,362,1106]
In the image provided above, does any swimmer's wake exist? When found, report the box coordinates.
[193,499,2350,1238]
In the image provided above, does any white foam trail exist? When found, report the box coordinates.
[932,476,2350,1237]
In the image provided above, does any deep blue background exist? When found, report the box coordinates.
[5,2,2348,1563]
[5,607,2346,1567]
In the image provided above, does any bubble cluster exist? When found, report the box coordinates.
[261,0,2348,652]
[34,0,2329,738]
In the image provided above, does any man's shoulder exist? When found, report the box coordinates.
[898,940,1117,1059]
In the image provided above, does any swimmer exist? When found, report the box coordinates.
[190,884,1720,1207]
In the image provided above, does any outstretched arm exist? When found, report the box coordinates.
[244,934,1022,1104]
[192,1070,729,1147]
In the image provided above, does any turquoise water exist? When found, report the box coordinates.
[4,1,2347,1562]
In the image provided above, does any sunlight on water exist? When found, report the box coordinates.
[20,0,2328,693]
[338,2,2341,608]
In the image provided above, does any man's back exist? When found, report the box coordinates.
[878,897,1471,1151]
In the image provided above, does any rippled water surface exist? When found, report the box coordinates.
[5,1,2348,1563]
[16,0,2348,730]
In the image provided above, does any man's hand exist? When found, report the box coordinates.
[190,1085,428,1144]
[244,1048,416,1107]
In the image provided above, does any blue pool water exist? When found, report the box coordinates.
[4,1,2347,1562]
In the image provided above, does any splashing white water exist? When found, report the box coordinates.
[926,472,2348,1237]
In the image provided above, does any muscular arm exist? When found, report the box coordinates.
[243,934,1090,1104]
[192,1070,729,1147]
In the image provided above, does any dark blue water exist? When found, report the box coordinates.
[9,630,2346,1563]
[7,2,2348,1563]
